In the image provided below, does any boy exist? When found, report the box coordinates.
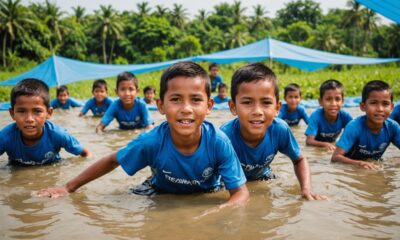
[38,62,249,211]
[332,80,400,169]
[0,78,90,165]
[143,85,157,105]
[278,83,309,126]
[221,62,324,200]
[209,63,224,92]
[51,85,82,109]
[79,79,113,117]
[305,79,353,151]
[213,83,230,104]
[96,72,153,132]
[389,103,400,125]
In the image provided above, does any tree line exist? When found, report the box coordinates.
[1,0,399,70]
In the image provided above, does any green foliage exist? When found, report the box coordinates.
[276,0,323,27]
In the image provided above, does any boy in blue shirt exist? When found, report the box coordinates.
[0,78,90,165]
[221,62,325,200]
[389,103,400,125]
[143,85,157,105]
[38,62,249,212]
[278,83,309,126]
[305,79,353,151]
[79,79,113,117]
[332,80,400,169]
[96,72,154,132]
[209,63,224,92]
[51,85,82,109]
[213,83,230,104]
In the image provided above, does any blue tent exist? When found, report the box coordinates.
[356,0,400,24]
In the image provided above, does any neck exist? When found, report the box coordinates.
[170,129,202,155]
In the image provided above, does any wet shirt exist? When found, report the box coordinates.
[389,104,400,125]
[80,97,113,117]
[101,98,153,130]
[116,121,246,193]
[220,118,300,180]
[213,95,230,104]
[336,116,400,160]
[210,75,223,92]
[278,103,309,126]
[305,108,353,142]
[51,98,82,109]
[0,121,83,165]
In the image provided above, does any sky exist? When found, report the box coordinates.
[20,0,390,24]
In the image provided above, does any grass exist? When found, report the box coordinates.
[1,62,399,103]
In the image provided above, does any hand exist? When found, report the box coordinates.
[37,187,70,198]
[301,190,328,201]
[358,161,380,170]
[323,143,336,152]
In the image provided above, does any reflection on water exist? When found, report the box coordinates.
[1,108,400,239]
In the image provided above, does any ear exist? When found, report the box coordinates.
[228,99,237,116]
[9,108,15,120]
[206,98,214,115]
[275,101,282,117]
[47,107,53,119]
[156,99,165,115]
[359,102,366,112]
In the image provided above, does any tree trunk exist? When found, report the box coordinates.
[2,34,7,67]
[109,38,115,64]
[102,37,107,64]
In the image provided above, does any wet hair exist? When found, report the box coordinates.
[160,61,210,101]
[143,85,156,94]
[230,62,279,103]
[319,79,343,99]
[56,85,69,97]
[116,71,139,90]
[92,79,108,92]
[284,83,301,97]
[209,62,219,71]
[10,78,50,109]
[362,80,393,103]
[218,83,228,92]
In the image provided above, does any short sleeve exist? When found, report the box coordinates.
[390,120,400,149]
[278,125,301,162]
[80,99,92,115]
[50,99,58,108]
[336,121,359,152]
[101,101,117,126]
[305,112,318,137]
[70,98,82,107]
[300,106,309,124]
[116,134,150,175]
[139,100,154,127]
[57,129,84,155]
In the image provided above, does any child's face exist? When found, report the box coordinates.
[57,91,69,105]
[229,80,280,145]
[284,90,301,111]
[218,87,228,99]
[157,76,213,141]
[93,86,107,102]
[360,90,393,127]
[210,67,219,77]
[9,95,52,145]
[116,80,137,107]
[144,90,155,103]
[319,89,344,121]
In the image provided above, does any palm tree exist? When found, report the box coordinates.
[0,0,34,67]
[196,9,208,23]
[225,25,248,48]
[361,8,378,53]
[137,2,151,18]
[154,5,168,18]
[72,5,86,23]
[232,0,246,25]
[93,5,124,63]
[170,3,188,29]
[249,4,268,33]
[42,0,65,53]
[343,0,363,51]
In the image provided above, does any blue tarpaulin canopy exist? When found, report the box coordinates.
[356,0,400,24]
[0,38,399,87]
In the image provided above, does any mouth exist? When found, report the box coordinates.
[249,120,264,127]
[177,119,195,126]
[23,126,36,132]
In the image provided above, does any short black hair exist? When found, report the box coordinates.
[56,85,69,97]
[116,71,139,90]
[319,79,343,99]
[218,83,228,91]
[160,61,210,101]
[230,62,278,103]
[92,79,108,92]
[362,80,393,103]
[209,62,219,71]
[284,83,301,97]
[10,78,50,109]
[143,85,156,94]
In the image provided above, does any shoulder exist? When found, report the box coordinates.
[309,108,323,118]
[0,122,18,136]
[105,97,113,104]
[271,118,291,132]
[345,116,364,132]
[385,118,400,130]
[220,118,237,136]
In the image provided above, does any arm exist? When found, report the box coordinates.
[331,147,379,169]
[80,147,91,158]
[306,135,336,151]
[37,153,120,198]
[96,123,106,133]
[294,156,327,200]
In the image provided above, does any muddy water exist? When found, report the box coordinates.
[1,107,399,239]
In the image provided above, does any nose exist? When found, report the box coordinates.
[26,112,34,122]
[180,101,193,114]
[252,103,263,116]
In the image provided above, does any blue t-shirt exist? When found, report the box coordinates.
[337,116,400,160]
[220,118,301,180]
[0,121,84,165]
[116,121,246,193]
[305,108,353,142]
[81,97,113,117]
[210,75,223,92]
[213,95,230,104]
[389,104,400,125]
[51,98,82,109]
[101,98,153,130]
[278,103,309,126]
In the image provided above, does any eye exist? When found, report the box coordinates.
[170,97,180,102]
[240,100,251,105]
[192,97,203,102]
